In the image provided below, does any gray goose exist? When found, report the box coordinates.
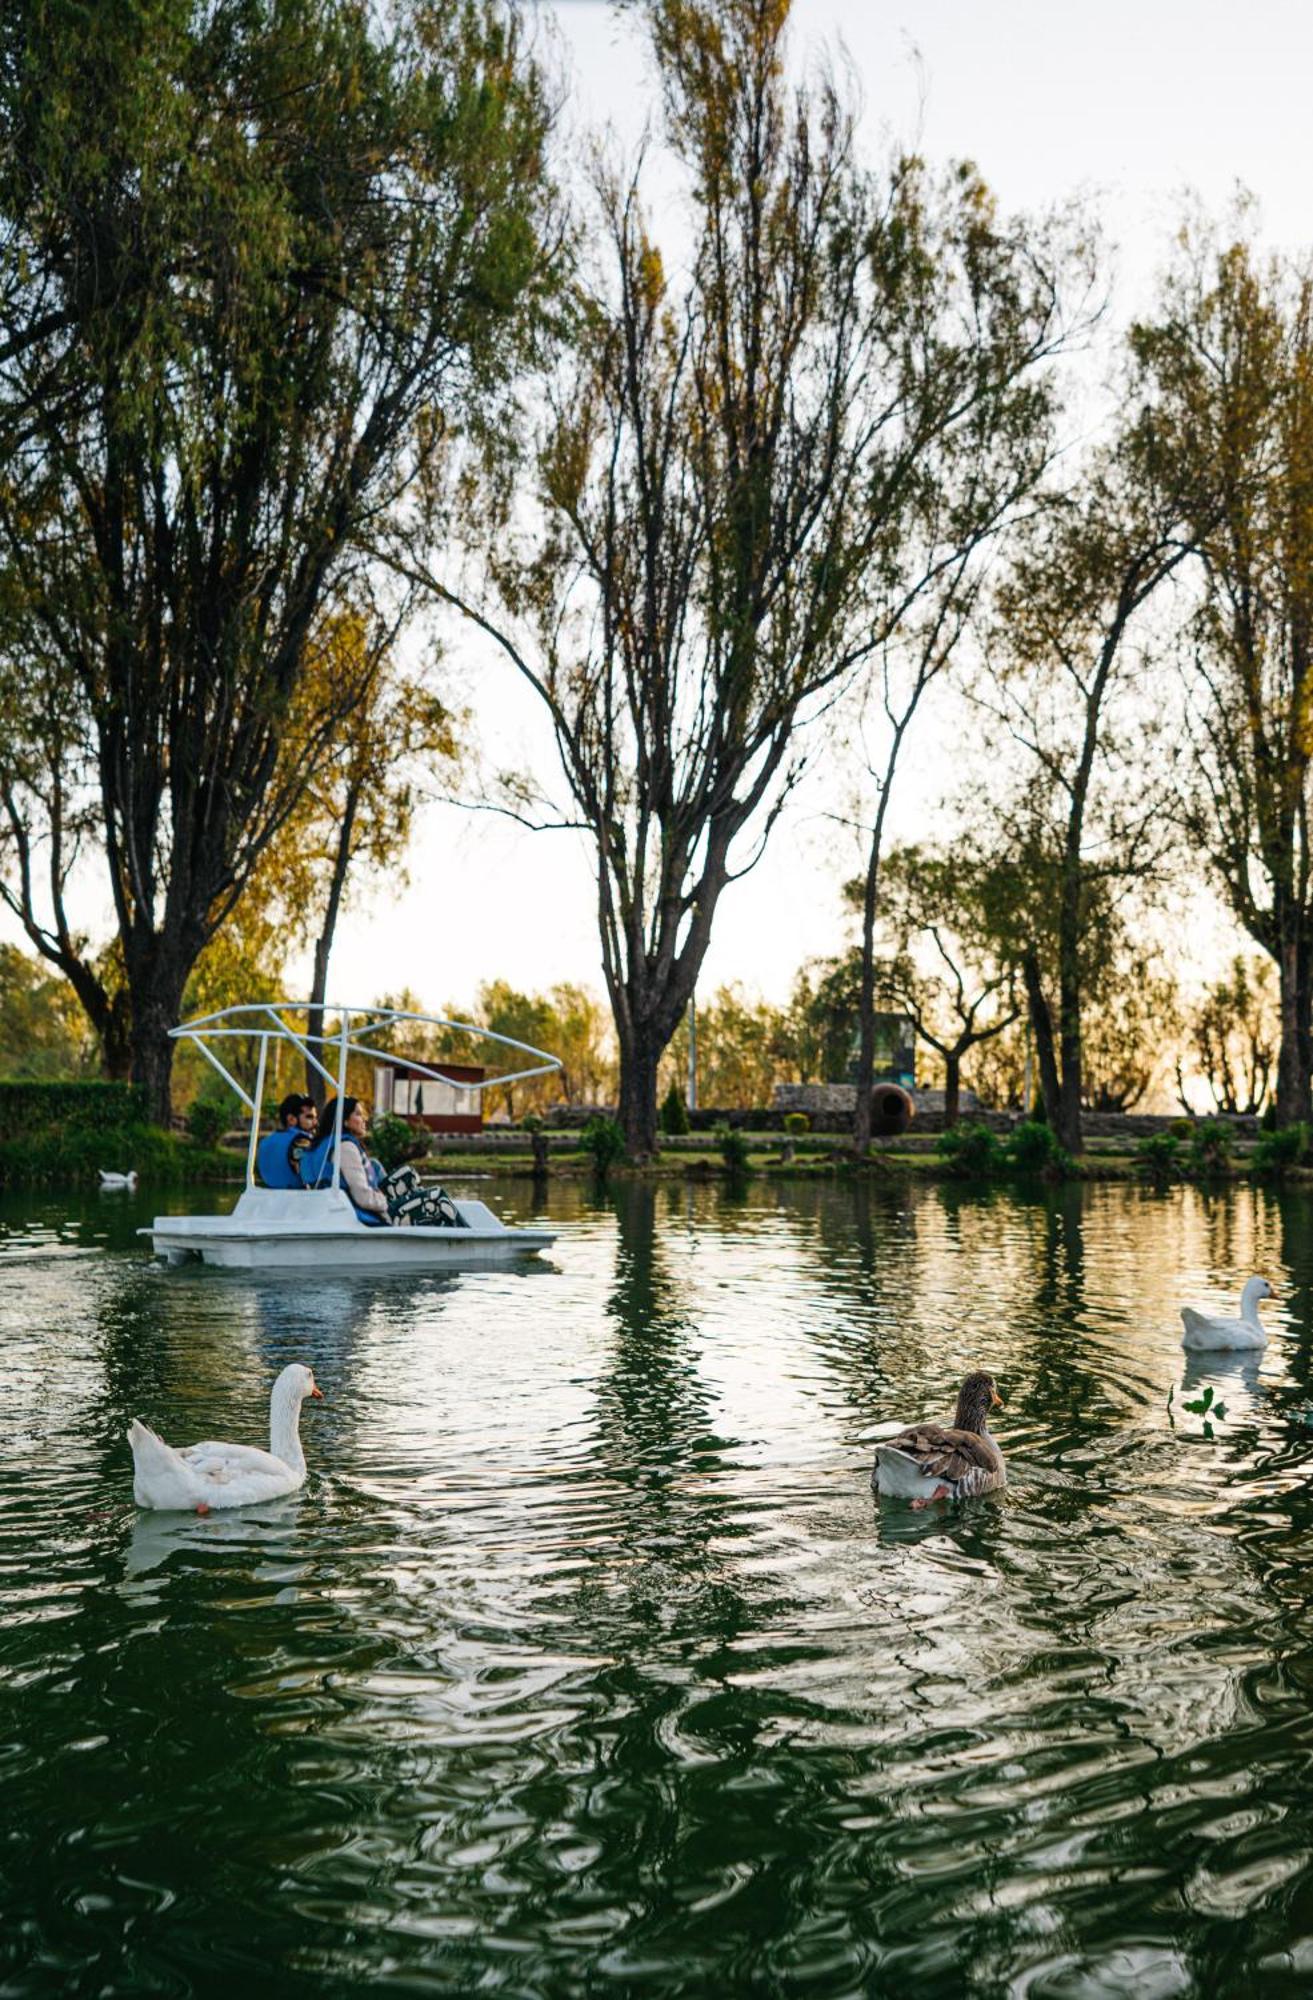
[871,1370,1006,1507]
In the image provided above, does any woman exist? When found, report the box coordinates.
[306,1096,390,1223]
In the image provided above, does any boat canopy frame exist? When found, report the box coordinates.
[170,1001,563,1193]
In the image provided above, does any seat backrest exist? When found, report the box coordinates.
[255,1129,304,1190]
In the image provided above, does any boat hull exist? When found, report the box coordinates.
[145,1188,554,1270]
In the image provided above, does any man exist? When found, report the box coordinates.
[255,1093,318,1189]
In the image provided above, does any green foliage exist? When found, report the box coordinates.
[185,1098,229,1148]
[660,1084,690,1135]
[1137,1132,1183,1183]
[370,1112,420,1172]
[0,0,562,1117]
[783,1111,810,1137]
[0,1124,231,1189]
[0,1080,146,1130]
[581,1115,626,1177]
[938,1121,1002,1177]
[1188,1118,1233,1176]
[1252,1123,1309,1177]
[1005,1119,1071,1176]
[0,946,97,1079]
[717,1123,751,1173]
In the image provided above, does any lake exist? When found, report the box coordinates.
[4,1174,1313,1996]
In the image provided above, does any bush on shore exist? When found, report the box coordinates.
[0,1122,235,1188]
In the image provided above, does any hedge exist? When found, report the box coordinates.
[0,1080,147,1130]
[0,1123,235,1189]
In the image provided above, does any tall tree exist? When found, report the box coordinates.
[1133,221,1313,1123]
[970,437,1193,1152]
[406,0,1089,1155]
[871,844,1021,1127]
[0,0,558,1118]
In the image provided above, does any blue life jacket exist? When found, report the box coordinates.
[299,1131,386,1226]
[255,1129,307,1190]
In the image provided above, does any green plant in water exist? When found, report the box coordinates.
[1177,1380,1228,1439]
[581,1114,626,1177]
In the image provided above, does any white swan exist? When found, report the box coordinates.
[98,1169,138,1190]
[1181,1276,1273,1352]
[128,1363,323,1512]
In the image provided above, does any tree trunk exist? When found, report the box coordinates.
[1275,933,1311,1125]
[852,735,904,1157]
[617,1024,661,1159]
[128,981,187,1126]
[943,1053,961,1129]
[1022,951,1062,1129]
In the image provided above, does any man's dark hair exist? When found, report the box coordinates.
[278,1093,314,1126]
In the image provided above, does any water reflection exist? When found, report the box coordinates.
[5,1177,1313,1993]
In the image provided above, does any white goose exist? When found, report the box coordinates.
[1180,1276,1273,1352]
[98,1169,138,1190]
[128,1363,323,1512]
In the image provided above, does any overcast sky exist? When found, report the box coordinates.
[13,0,1313,1014]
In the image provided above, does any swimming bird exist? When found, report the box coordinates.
[871,1370,1006,1507]
[128,1363,323,1512]
[1180,1276,1273,1352]
[98,1169,138,1191]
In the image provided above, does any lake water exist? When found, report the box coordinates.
[4,1175,1313,1996]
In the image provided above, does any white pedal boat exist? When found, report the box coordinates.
[143,999,560,1272]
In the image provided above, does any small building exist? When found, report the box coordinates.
[372,1059,485,1135]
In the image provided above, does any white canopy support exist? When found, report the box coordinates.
[169,1000,564,1190]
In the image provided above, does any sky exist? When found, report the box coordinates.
[9,0,1313,1017]
[316,0,1313,1017]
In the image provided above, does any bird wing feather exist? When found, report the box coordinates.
[881,1422,1002,1486]
[180,1442,289,1484]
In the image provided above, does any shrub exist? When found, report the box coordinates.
[1005,1119,1074,1177]
[1137,1131,1182,1184]
[185,1097,228,1148]
[582,1114,626,1176]
[1252,1122,1308,1177]
[1188,1117,1233,1176]
[371,1111,420,1171]
[717,1123,751,1172]
[660,1084,690,1136]
[783,1111,810,1138]
[939,1121,1001,1177]
[1170,1118,1194,1140]
[0,1122,233,1188]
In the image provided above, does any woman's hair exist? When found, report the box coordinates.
[317,1096,362,1136]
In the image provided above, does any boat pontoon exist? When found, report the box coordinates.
[143,1001,561,1270]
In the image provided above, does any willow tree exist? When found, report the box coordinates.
[1133,221,1313,1124]
[407,0,1088,1155]
[0,0,558,1118]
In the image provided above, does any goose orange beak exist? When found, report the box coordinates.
[309,1385,324,1399]
[991,1389,1004,1408]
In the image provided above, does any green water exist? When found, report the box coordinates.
[5,1176,1313,1996]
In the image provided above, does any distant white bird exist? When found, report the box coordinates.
[128,1363,323,1512]
[1181,1276,1273,1352]
[98,1169,138,1191]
